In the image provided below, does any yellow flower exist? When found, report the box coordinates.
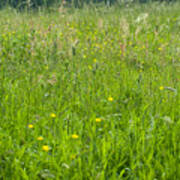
[50,113,56,118]
[72,134,79,139]
[37,136,44,141]
[93,58,97,63]
[96,118,102,123]
[159,86,164,90]
[28,124,34,129]
[108,96,113,102]
[42,145,50,152]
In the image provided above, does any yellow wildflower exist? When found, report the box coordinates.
[50,113,56,118]
[96,118,102,123]
[93,58,97,63]
[28,124,34,129]
[159,86,164,90]
[37,136,44,141]
[42,145,50,152]
[108,96,113,102]
[72,134,79,139]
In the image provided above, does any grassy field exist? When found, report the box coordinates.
[0,2,179,179]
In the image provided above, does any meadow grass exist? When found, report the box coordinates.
[0,2,179,179]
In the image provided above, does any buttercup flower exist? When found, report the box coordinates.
[72,134,79,139]
[37,136,44,141]
[108,96,113,102]
[42,145,50,152]
[28,124,34,129]
[50,113,56,118]
[96,118,102,123]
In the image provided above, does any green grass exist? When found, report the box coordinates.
[0,3,180,179]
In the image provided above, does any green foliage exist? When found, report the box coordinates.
[0,0,61,8]
[0,2,180,179]
[0,0,178,9]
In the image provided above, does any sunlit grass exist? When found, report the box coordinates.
[0,2,179,179]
